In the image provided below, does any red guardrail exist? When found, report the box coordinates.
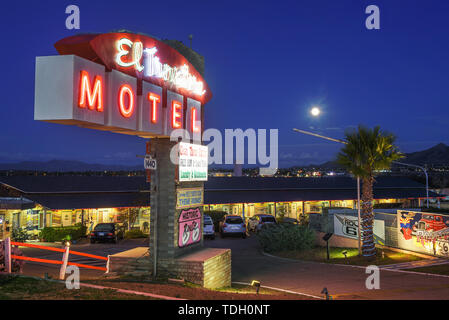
[9,241,108,272]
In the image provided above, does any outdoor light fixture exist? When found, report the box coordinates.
[251,280,261,294]
[321,287,331,300]
[342,250,348,258]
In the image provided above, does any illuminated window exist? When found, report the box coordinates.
[148,93,160,123]
[172,100,182,128]
[79,70,103,111]
[118,84,135,118]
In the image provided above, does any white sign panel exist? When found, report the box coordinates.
[178,142,208,182]
[334,214,385,245]
[144,156,157,170]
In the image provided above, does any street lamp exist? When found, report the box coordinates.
[393,161,429,208]
[292,128,362,256]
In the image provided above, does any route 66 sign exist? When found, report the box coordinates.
[178,207,201,248]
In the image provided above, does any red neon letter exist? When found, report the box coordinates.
[79,70,103,111]
[191,107,200,133]
[118,84,135,118]
[148,93,160,123]
[172,101,182,128]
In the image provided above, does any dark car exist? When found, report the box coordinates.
[90,223,124,243]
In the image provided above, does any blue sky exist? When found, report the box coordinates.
[1,0,448,167]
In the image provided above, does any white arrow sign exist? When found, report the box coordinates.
[144,156,157,170]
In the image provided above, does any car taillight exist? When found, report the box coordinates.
[223,223,227,227]
[107,233,113,236]
[90,233,95,236]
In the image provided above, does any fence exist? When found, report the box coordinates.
[310,209,421,249]
[2,237,109,279]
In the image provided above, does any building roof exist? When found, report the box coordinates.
[0,197,35,210]
[0,175,441,209]
[203,176,442,204]
[24,192,150,210]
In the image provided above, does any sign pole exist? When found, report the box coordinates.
[5,237,11,273]
[357,177,362,256]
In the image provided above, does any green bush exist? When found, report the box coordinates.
[39,223,87,242]
[124,229,148,239]
[204,211,227,231]
[11,227,31,242]
[256,223,315,253]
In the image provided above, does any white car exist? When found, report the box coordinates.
[203,215,215,239]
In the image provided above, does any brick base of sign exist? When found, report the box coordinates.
[109,247,231,289]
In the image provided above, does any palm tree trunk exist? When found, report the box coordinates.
[361,176,376,258]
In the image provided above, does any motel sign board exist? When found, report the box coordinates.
[34,32,211,139]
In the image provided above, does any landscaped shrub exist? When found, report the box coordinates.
[39,223,87,242]
[256,223,315,253]
[11,227,31,242]
[204,211,227,231]
[124,229,148,239]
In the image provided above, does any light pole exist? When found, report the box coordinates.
[292,128,362,256]
[393,161,429,208]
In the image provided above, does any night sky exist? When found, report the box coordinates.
[1,0,448,168]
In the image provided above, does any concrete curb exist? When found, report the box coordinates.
[232,281,324,300]
[259,250,449,278]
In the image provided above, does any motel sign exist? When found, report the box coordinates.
[34,32,212,140]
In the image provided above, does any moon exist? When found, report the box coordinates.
[310,107,321,117]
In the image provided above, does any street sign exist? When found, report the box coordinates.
[144,156,157,170]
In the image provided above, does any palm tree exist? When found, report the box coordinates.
[337,125,403,258]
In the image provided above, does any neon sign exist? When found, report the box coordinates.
[116,38,205,96]
[78,70,103,112]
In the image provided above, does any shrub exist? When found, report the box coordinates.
[124,229,148,239]
[204,211,227,231]
[256,223,315,253]
[11,227,31,242]
[39,223,87,242]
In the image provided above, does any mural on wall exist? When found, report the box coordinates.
[334,214,385,245]
[178,207,202,248]
[398,210,449,257]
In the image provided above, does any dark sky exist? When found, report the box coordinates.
[1,0,448,167]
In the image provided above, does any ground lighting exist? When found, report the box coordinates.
[342,250,348,258]
[251,280,261,294]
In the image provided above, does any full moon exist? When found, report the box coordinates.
[310,107,321,117]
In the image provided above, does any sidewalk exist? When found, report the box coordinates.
[381,258,449,270]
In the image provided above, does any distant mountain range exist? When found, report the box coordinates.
[317,143,449,169]
[0,160,142,172]
[0,143,448,171]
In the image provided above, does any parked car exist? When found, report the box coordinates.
[247,214,277,232]
[203,214,215,239]
[219,215,247,238]
[90,223,124,243]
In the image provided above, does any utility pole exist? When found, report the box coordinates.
[393,161,429,208]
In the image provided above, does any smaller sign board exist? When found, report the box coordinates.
[334,214,385,245]
[178,207,202,248]
[176,188,204,209]
[144,155,157,170]
[178,142,208,182]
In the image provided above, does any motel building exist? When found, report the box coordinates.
[0,175,441,240]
